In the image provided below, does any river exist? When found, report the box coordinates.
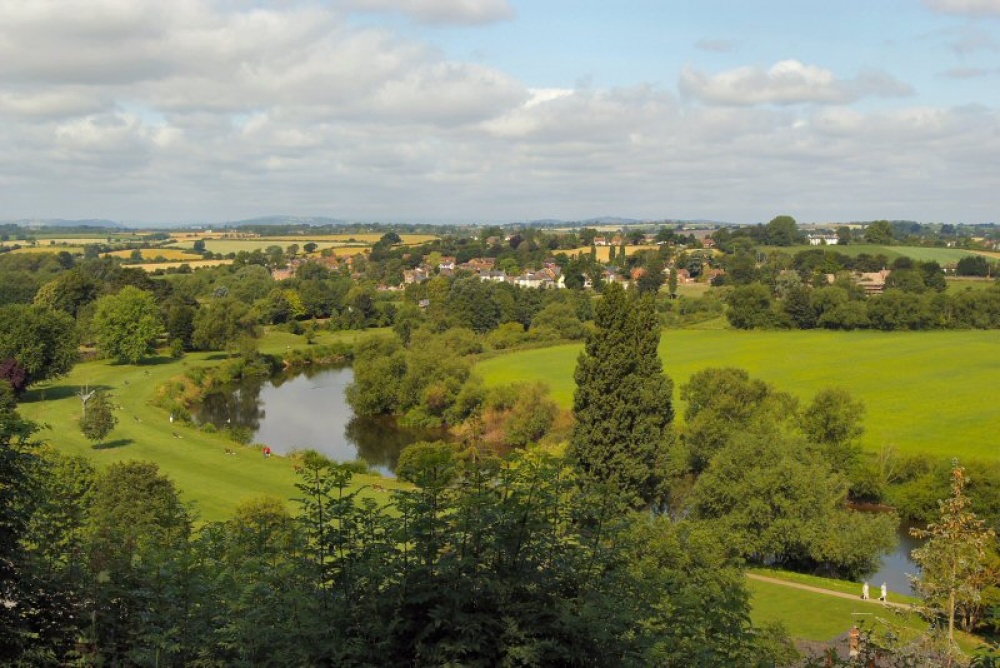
[193,363,921,591]
[193,364,444,476]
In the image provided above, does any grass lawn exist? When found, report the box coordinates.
[17,328,400,523]
[748,574,982,653]
[947,278,996,294]
[475,329,1000,461]
[749,568,919,604]
[748,578,927,642]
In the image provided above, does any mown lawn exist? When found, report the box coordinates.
[748,575,982,653]
[475,329,1000,461]
[17,328,400,523]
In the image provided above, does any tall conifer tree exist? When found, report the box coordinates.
[569,283,673,505]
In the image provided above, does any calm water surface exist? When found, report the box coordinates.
[195,364,921,590]
[194,365,443,475]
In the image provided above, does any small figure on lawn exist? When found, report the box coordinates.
[879,583,887,602]
[263,446,271,458]
[861,582,869,600]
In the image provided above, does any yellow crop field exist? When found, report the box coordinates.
[263,234,437,245]
[563,244,662,262]
[196,239,363,255]
[138,259,234,271]
[105,248,200,261]
[9,245,86,254]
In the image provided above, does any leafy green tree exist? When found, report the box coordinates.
[569,283,674,506]
[530,301,587,340]
[956,254,992,277]
[33,269,100,317]
[84,461,192,664]
[92,286,162,363]
[782,283,817,328]
[765,215,800,246]
[0,386,46,659]
[726,283,776,329]
[692,428,895,577]
[864,220,894,245]
[345,335,407,415]
[192,297,259,353]
[679,367,794,472]
[912,463,998,643]
[836,225,852,245]
[78,390,117,447]
[0,304,78,387]
[800,387,866,473]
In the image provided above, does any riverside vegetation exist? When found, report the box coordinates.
[4,218,1000,665]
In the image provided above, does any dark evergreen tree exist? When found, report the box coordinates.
[568,283,674,505]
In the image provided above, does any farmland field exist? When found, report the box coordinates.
[105,248,201,261]
[476,330,1000,461]
[191,239,379,255]
[763,244,993,265]
[563,244,664,262]
[9,244,86,254]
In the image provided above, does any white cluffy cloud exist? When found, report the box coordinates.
[339,0,515,24]
[680,60,914,106]
[0,0,997,224]
[925,0,1000,16]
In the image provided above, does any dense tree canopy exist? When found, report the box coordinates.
[0,304,78,387]
[92,286,162,363]
[569,283,674,506]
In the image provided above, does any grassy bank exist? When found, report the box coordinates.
[17,328,401,522]
[476,329,1000,460]
[748,571,982,653]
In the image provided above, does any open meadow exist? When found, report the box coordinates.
[16,328,402,523]
[762,243,994,265]
[476,329,1000,461]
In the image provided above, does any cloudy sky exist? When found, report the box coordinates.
[1,0,999,225]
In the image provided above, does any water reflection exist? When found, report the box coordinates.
[193,364,445,475]
[859,520,922,597]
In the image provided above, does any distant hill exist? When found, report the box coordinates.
[6,218,124,229]
[229,216,350,227]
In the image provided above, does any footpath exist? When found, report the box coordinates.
[747,573,914,611]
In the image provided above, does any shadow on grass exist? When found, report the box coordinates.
[21,384,115,403]
[203,353,230,361]
[92,438,134,450]
[138,356,178,367]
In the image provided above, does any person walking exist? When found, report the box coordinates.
[862,582,869,600]
[879,583,887,602]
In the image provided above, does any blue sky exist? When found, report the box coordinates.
[1,0,998,224]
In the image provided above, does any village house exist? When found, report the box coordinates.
[808,234,840,246]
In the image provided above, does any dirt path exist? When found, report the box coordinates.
[747,573,914,611]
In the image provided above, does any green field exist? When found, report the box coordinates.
[17,328,400,522]
[748,575,982,652]
[476,330,1000,460]
[763,244,991,265]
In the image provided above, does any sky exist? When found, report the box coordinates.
[1,0,999,225]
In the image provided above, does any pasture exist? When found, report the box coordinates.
[16,328,400,522]
[764,244,992,265]
[475,329,1000,461]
